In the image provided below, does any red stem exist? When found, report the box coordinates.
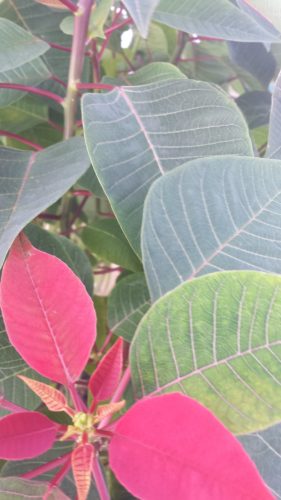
[94,266,123,275]
[92,456,110,500]
[0,130,43,151]
[51,75,68,89]
[0,395,28,413]
[98,330,113,355]
[45,456,72,495]
[68,195,89,228]
[104,17,132,36]
[57,0,78,13]
[76,82,114,90]
[0,83,63,104]
[21,453,71,479]
[68,381,88,412]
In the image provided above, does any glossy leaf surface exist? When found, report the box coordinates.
[0,234,96,385]
[89,338,123,402]
[142,156,281,301]
[110,393,273,499]
[82,80,252,254]
[0,411,57,459]
[0,137,89,269]
[131,271,281,434]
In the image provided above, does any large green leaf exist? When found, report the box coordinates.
[123,0,160,38]
[82,80,253,255]
[142,156,281,301]
[0,478,69,499]
[239,0,281,33]
[240,423,281,498]
[24,224,93,295]
[0,317,45,417]
[0,18,48,71]
[0,136,89,268]
[81,219,142,272]
[108,273,150,341]
[130,271,281,434]
[153,0,281,42]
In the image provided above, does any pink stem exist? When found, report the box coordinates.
[44,456,72,498]
[21,453,71,479]
[92,456,110,500]
[68,382,88,412]
[57,0,78,13]
[51,75,68,89]
[104,17,132,36]
[98,330,113,355]
[94,266,123,275]
[0,395,28,413]
[0,83,63,104]
[0,130,43,150]
[98,366,130,429]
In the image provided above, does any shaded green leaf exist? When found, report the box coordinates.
[82,80,253,255]
[108,273,150,342]
[142,156,281,301]
[126,62,186,85]
[267,69,281,158]
[82,219,142,272]
[131,271,281,434]
[0,136,89,268]
[236,91,271,129]
[0,96,48,134]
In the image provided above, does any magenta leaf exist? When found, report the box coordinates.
[109,393,273,500]
[89,338,123,403]
[0,411,57,460]
[0,234,96,385]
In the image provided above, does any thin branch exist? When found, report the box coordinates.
[57,0,78,13]
[21,453,71,479]
[0,83,63,105]
[0,130,43,151]
[76,82,113,90]
[98,366,130,429]
[92,456,110,500]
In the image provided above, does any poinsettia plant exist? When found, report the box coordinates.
[2,0,281,498]
[0,233,273,499]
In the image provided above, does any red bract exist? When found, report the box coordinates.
[109,393,273,500]
[0,411,57,460]
[0,233,96,385]
[89,337,123,405]
[0,235,273,500]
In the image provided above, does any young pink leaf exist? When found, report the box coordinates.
[109,393,273,500]
[18,376,74,417]
[0,411,57,460]
[72,443,94,500]
[0,234,96,385]
[89,338,123,404]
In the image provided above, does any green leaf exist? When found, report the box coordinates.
[82,80,253,255]
[236,91,271,129]
[153,0,281,42]
[127,62,186,85]
[0,136,90,268]
[240,422,281,498]
[142,156,281,301]
[0,477,69,499]
[81,219,142,272]
[88,0,113,39]
[240,0,281,33]
[108,273,150,341]
[78,167,106,198]
[24,224,93,295]
[0,96,48,134]
[130,271,281,434]
[0,318,46,417]
[122,0,160,38]
[60,16,74,36]
[0,18,49,71]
